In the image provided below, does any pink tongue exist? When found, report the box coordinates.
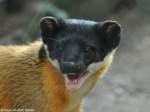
[68,79,79,85]
[66,73,83,88]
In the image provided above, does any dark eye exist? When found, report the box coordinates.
[59,47,64,57]
[83,45,97,63]
[84,45,95,53]
[84,46,91,52]
[58,46,63,52]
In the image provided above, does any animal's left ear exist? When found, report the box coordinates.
[40,17,59,43]
[97,20,121,50]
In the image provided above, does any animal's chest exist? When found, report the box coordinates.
[41,61,69,112]
[41,61,83,112]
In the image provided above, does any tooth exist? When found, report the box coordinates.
[75,79,78,84]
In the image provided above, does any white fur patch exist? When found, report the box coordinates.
[44,44,60,70]
[85,49,115,77]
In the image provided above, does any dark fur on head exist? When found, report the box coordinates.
[40,17,121,80]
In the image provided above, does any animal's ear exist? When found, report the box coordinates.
[40,17,59,43]
[96,20,121,50]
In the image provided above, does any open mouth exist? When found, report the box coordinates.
[65,72,88,89]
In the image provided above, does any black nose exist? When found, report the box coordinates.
[60,62,82,74]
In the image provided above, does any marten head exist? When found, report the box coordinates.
[40,17,121,89]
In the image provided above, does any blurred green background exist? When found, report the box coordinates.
[0,0,150,112]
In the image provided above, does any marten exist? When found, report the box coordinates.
[0,17,121,112]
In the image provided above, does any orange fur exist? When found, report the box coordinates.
[0,41,114,112]
[41,60,69,112]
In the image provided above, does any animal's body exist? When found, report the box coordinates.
[0,17,121,112]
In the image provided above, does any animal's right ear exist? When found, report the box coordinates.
[40,17,59,43]
[96,20,121,50]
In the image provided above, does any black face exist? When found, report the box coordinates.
[40,17,121,80]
